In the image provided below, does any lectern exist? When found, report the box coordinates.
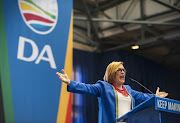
[117,96,180,123]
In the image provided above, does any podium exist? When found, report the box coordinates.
[117,96,180,123]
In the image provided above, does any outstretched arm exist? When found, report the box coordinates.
[56,69,101,97]
[131,87,168,103]
[131,89,154,103]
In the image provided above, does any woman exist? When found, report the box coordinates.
[56,61,168,123]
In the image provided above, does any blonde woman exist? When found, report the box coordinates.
[56,61,168,123]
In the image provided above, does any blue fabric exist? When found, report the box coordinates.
[67,80,153,123]
[73,50,99,123]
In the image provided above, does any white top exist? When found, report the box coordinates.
[117,91,131,118]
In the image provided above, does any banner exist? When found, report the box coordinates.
[0,0,73,122]
[156,97,180,114]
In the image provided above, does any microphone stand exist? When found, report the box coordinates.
[130,78,155,95]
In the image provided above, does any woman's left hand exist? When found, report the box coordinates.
[156,87,168,98]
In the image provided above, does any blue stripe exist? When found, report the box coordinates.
[30,24,52,32]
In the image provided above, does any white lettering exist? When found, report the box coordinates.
[157,99,167,109]
[35,45,57,69]
[17,36,57,69]
[168,102,172,110]
[168,102,180,112]
[17,36,39,61]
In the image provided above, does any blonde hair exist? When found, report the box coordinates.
[103,61,123,83]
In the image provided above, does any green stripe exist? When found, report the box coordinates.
[0,0,15,123]
[112,86,118,123]
[24,0,56,19]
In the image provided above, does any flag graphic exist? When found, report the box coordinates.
[19,0,58,34]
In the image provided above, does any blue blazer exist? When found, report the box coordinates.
[67,80,153,123]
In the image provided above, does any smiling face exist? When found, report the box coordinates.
[114,64,126,85]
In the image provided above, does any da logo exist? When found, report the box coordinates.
[18,0,58,35]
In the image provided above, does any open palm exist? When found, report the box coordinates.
[156,87,168,98]
[56,69,70,85]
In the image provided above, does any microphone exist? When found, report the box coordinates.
[130,78,155,95]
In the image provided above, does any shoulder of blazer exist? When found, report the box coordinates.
[96,80,112,86]
[124,85,132,91]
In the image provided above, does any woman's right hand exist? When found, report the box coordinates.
[56,69,70,85]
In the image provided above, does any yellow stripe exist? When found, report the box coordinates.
[56,12,73,123]
[20,2,41,14]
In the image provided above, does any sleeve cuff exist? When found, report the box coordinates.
[67,80,76,92]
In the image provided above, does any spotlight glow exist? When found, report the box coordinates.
[131,45,139,50]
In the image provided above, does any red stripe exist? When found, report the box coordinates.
[65,93,72,123]
[23,13,54,23]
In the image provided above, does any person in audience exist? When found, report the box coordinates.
[56,61,168,123]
